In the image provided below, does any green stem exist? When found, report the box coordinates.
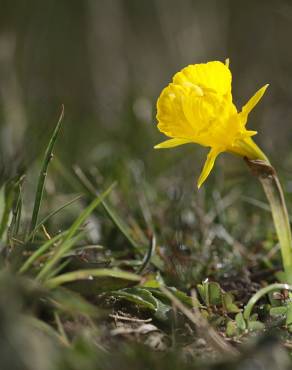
[244,283,292,321]
[245,158,292,274]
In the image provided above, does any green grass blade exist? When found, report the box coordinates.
[8,176,25,237]
[73,166,141,250]
[23,315,67,346]
[0,179,20,240]
[45,258,71,281]
[137,235,156,274]
[26,194,82,242]
[19,230,68,274]
[44,268,141,289]
[0,185,12,239]
[36,183,115,281]
[53,160,142,251]
[36,233,84,281]
[0,184,9,240]
[29,106,64,236]
[49,287,99,316]
[14,191,23,235]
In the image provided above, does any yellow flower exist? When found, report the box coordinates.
[154,60,269,188]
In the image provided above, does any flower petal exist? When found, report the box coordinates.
[229,137,268,161]
[241,84,269,118]
[154,138,192,149]
[197,147,222,189]
[173,61,232,96]
[156,84,197,139]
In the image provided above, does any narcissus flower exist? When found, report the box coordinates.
[154,60,269,188]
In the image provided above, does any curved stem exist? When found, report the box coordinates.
[245,158,292,274]
[244,283,292,321]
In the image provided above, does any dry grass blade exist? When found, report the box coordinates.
[159,285,238,356]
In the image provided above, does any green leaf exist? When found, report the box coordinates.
[235,312,246,332]
[197,281,222,306]
[154,297,171,321]
[197,283,208,305]
[208,282,222,306]
[275,268,292,285]
[226,320,238,337]
[247,320,265,331]
[110,287,171,321]
[169,288,195,307]
[286,302,292,327]
[144,287,201,309]
[112,288,157,310]
[141,273,165,288]
[269,306,287,316]
[222,292,240,313]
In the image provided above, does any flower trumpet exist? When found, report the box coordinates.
[154,60,268,188]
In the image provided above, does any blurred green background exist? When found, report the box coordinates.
[1,0,292,184]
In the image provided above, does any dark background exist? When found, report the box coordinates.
[1,0,292,185]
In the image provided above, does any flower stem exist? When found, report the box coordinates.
[243,283,292,321]
[245,158,292,275]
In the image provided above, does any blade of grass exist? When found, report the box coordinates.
[14,191,23,235]
[19,230,68,274]
[73,166,141,251]
[53,160,143,251]
[45,259,71,281]
[49,287,99,316]
[23,315,69,346]
[26,194,83,242]
[7,175,25,238]
[52,156,81,191]
[54,311,69,346]
[137,234,156,274]
[29,105,64,236]
[37,183,115,281]
[0,180,18,240]
[44,268,141,289]
[36,232,85,281]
